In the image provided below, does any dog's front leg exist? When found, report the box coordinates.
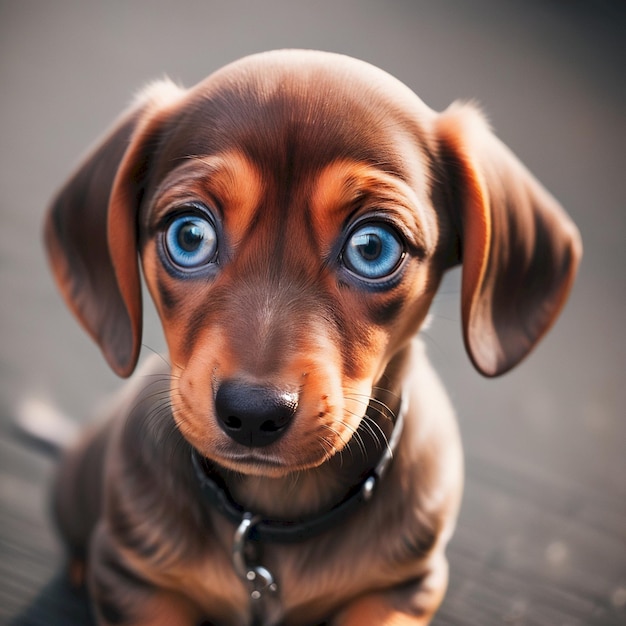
[331,556,448,626]
[88,522,201,626]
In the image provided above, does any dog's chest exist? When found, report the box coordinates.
[188,504,430,626]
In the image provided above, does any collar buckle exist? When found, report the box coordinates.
[233,513,279,600]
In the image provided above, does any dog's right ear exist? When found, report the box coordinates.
[44,80,183,377]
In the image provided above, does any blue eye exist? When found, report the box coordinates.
[164,213,217,269]
[343,223,404,280]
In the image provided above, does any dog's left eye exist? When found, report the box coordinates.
[164,213,217,269]
[342,222,405,280]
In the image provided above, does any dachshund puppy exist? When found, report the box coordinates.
[45,50,581,626]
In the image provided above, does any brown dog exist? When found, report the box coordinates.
[45,50,581,625]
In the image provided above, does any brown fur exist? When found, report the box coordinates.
[45,50,581,625]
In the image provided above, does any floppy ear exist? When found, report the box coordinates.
[44,80,183,377]
[436,103,582,377]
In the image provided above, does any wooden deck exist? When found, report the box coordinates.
[1,1,624,625]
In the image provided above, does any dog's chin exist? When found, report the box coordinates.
[203,446,337,479]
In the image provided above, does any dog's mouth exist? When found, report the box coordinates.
[222,450,291,471]
[209,434,343,477]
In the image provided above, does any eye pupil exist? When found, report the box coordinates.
[353,233,382,261]
[179,223,204,251]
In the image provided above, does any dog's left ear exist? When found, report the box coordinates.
[45,80,184,377]
[436,103,582,377]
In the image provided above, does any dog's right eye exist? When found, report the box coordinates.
[164,213,218,269]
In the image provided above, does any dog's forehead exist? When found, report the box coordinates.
[158,51,435,181]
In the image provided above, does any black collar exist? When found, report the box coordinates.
[191,398,406,544]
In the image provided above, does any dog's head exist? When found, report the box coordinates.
[45,50,581,476]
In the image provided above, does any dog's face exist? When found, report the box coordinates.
[45,50,581,477]
[135,55,448,476]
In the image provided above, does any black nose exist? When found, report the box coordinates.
[214,379,298,447]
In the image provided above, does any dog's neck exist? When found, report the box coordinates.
[213,345,412,521]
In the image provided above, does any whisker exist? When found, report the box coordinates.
[140,345,171,368]
[334,419,368,460]
[362,416,392,456]
[343,392,395,423]
[319,423,353,464]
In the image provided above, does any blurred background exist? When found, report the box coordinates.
[1,1,624,624]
